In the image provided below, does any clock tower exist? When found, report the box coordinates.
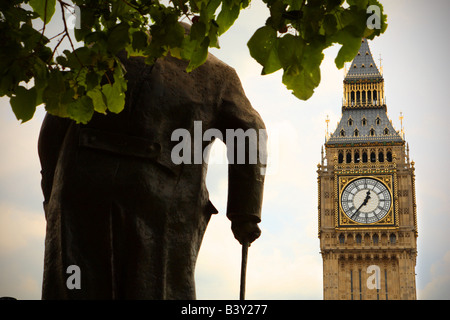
[317,39,418,300]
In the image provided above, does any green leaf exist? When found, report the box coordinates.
[42,70,69,117]
[85,71,99,91]
[277,34,304,69]
[266,0,288,31]
[87,88,107,114]
[0,74,14,97]
[280,42,323,101]
[247,26,282,75]
[163,18,185,48]
[205,0,222,16]
[131,30,149,53]
[111,1,131,18]
[282,66,320,101]
[186,37,210,73]
[29,0,56,24]
[208,19,220,48]
[323,14,338,35]
[216,1,241,35]
[102,81,126,114]
[347,0,369,9]
[333,28,362,69]
[32,59,48,105]
[107,23,130,54]
[10,86,37,123]
[190,20,207,41]
[67,95,94,124]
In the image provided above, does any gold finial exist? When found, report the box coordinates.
[400,112,404,139]
[325,115,330,139]
[379,54,383,75]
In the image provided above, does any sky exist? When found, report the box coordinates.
[1,0,450,300]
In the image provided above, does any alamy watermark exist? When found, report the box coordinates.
[367,5,382,30]
[171,121,269,175]
[366,265,381,290]
[66,265,81,290]
[64,4,81,29]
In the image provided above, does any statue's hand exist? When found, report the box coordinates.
[231,220,261,245]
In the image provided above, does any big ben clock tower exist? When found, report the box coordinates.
[317,39,418,300]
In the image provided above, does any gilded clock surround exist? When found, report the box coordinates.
[336,174,397,229]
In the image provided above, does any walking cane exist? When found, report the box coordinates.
[239,240,250,300]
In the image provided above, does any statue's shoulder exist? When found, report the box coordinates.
[206,52,236,74]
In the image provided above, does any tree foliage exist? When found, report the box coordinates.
[0,0,387,124]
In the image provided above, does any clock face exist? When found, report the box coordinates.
[340,177,392,224]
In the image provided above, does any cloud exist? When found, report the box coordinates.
[0,203,45,253]
[418,251,450,300]
[0,202,45,299]
[0,103,44,178]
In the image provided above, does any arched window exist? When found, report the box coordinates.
[356,234,362,244]
[379,151,384,162]
[386,151,393,162]
[362,117,367,126]
[364,233,371,245]
[348,118,353,126]
[376,117,381,125]
[373,234,379,244]
[354,151,360,163]
[362,151,368,163]
[370,151,376,162]
[370,128,375,136]
[384,128,389,135]
[347,234,354,245]
[346,152,352,163]
[354,129,359,137]
[339,234,345,244]
[338,151,344,164]
[381,233,388,245]
[389,234,396,244]
[340,129,345,137]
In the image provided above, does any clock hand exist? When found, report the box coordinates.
[363,190,371,204]
[351,203,364,219]
[351,190,371,219]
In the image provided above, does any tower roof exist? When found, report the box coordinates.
[326,39,404,146]
[326,108,403,145]
[345,39,382,81]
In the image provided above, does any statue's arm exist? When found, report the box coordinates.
[38,113,72,209]
[217,67,268,243]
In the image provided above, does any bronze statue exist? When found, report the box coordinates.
[38,43,267,299]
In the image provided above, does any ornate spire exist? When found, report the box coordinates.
[342,39,385,109]
[326,39,403,146]
[345,39,382,80]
